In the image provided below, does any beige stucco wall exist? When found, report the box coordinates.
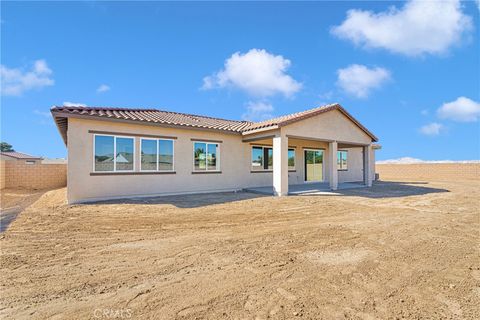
[67,110,375,203]
[338,147,365,182]
[68,118,277,203]
[281,109,372,145]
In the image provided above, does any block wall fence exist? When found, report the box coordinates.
[0,160,67,190]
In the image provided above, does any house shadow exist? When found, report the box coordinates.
[300,181,450,199]
[84,181,449,208]
[1,189,49,233]
[86,191,269,209]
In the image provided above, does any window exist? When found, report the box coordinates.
[25,160,36,165]
[193,142,219,171]
[140,139,157,171]
[288,149,295,170]
[94,135,134,172]
[251,146,272,170]
[159,140,174,171]
[251,146,295,171]
[116,137,134,171]
[252,147,263,168]
[140,138,174,171]
[337,150,348,170]
[265,147,273,170]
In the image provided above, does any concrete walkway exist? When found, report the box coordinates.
[0,206,22,233]
[244,182,367,195]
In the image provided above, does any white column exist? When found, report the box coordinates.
[364,144,372,187]
[273,134,288,196]
[329,141,338,190]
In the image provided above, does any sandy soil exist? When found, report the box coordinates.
[1,165,479,319]
[0,188,46,211]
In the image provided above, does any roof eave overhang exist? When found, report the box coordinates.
[51,111,244,147]
[51,111,68,146]
[241,125,279,136]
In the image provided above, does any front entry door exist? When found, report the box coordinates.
[304,149,324,182]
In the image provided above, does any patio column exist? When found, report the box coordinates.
[273,134,288,196]
[363,144,372,187]
[329,141,338,190]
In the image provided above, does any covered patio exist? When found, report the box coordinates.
[240,105,379,196]
[244,181,367,195]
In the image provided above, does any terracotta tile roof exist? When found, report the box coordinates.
[241,103,378,142]
[1,151,42,160]
[51,104,378,145]
[51,106,251,131]
[241,103,339,132]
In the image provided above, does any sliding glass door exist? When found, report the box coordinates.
[304,149,324,182]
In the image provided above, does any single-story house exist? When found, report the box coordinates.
[51,103,379,204]
[0,151,42,164]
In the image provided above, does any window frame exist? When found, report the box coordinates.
[93,134,136,173]
[192,141,221,172]
[139,137,175,172]
[337,150,348,171]
[251,145,296,171]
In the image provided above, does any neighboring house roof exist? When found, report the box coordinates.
[51,103,378,145]
[0,151,42,160]
[41,158,68,164]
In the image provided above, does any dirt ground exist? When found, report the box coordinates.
[0,188,46,211]
[1,165,479,319]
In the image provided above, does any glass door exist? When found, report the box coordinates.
[304,149,323,182]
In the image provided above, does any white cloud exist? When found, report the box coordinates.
[63,101,87,107]
[476,0,480,11]
[318,90,334,100]
[0,59,54,96]
[331,0,473,56]
[420,122,444,136]
[241,101,274,121]
[97,84,110,93]
[202,49,302,97]
[336,64,390,98]
[34,110,51,118]
[437,97,480,122]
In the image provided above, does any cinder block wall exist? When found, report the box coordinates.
[0,161,5,189]
[0,160,67,189]
[376,163,479,181]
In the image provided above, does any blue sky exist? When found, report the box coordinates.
[1,1,479,160]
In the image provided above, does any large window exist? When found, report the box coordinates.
[193,142,219,171]
[337,150,348,170]
[140,138,174,171]
[251,146,295,171]
[94,135,134,172]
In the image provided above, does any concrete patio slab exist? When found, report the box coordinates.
[244,182,367,195]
